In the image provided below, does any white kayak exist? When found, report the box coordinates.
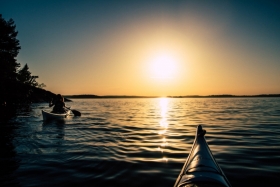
[42,109,71,120]
[174,125,231,187]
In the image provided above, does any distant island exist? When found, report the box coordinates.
[64,94,280,99]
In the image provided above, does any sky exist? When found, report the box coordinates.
[1,0,280,96]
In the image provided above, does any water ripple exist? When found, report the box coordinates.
[1,98,280,186]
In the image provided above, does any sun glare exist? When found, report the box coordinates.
[149,52,178,81]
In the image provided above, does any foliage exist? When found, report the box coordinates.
[0,14,47,118]
[17,63,39,87]
[0,14,21,81]
[0,14,21,106]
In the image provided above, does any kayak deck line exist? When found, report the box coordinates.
[174,125,231,187]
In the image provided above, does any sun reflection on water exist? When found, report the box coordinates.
[157,98,170,161]
[159,98,169,129]
[162,157,168,162]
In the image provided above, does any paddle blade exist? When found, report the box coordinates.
[71,109,81,116]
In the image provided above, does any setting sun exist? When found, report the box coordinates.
[2,0,279,96]
[149,52,179,81]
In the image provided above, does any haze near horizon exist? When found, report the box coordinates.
[1,0,279,96]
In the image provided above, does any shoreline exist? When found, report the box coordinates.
[64,94,280,99]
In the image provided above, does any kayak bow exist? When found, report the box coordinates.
[174,125,231,187]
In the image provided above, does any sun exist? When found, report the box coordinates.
[149,52,178,81]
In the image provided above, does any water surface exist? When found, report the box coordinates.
[1,98,280,186]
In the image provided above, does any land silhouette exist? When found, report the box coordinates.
[64,94,280,99]
[0,15,70,119]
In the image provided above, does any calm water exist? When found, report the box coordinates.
[1,98,280,187]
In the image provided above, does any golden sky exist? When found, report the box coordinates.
[1,1,280,96]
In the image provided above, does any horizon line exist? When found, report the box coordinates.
[63,94,280,98]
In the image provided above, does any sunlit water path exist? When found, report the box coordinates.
[1,98,280,186]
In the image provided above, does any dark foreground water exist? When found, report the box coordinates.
[1,98,280,187]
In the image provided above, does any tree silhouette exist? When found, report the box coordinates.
[0,14,21,106]
[0,15,52,120]
[17,63,39,87]
[0,14,21,81]
[17,64,31,83]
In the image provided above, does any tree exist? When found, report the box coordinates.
[17,63,39,87]
[0,14,21,105]
[0,15,50,119]
[0,14,21,81]
[17,64,31,83]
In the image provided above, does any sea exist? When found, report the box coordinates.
[1,98,280,187]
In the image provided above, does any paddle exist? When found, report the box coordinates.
[66,107,81,116]
[70,109,81,116]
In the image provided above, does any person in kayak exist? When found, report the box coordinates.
[49,94,67,113]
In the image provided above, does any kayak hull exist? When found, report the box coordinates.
[42,110,71,120]
[174,125,231,187]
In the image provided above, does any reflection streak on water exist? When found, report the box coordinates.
[158,98,170,160]
[3,98,280,187]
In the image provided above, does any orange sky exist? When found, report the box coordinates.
[1,1,280,96]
